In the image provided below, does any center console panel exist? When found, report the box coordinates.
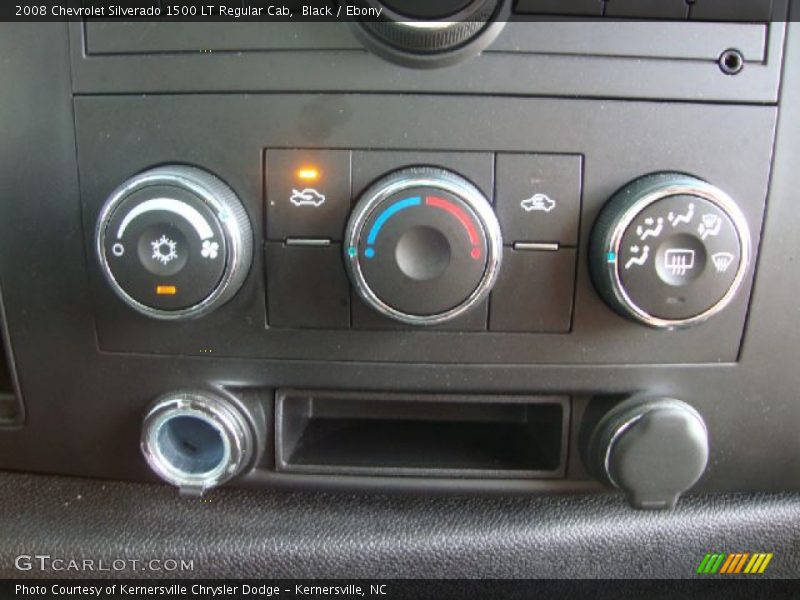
[79,95,774,364]
[1,13,797,510]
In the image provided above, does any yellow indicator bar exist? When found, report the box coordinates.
[156,285,178,296]
[297,167,320,181]
[749,554,766,573]
[758,553,773,573]
[744,554,760,574]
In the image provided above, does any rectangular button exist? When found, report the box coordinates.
[266,149,351,241]
[489,248,576,333]
[515,0,604,15]
[496,153,582,246]
[606,0,688,19]
[690,0,772,21]
[265,243,350,329]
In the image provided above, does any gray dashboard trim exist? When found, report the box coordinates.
[69,20,785,103]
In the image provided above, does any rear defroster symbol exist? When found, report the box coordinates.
[664,248,696,277]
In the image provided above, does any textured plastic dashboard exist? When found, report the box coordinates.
[1,471,799,579]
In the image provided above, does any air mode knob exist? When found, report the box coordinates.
[345,167,502,325]
[349,0,508,68]
[96,166,253,320]
[590,173,751,329]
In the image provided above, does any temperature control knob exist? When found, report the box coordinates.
[96,166,252,320]
[590,173,750,329]
[345,167,502,325]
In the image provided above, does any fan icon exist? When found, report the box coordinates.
[201,240,219,260]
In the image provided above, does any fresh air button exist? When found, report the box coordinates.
[266,149,351,241]
[495,153,582,246]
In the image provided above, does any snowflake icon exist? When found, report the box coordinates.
[201,240,219,260]
[151,235,178,266]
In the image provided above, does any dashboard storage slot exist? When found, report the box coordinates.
[276,390,568,478]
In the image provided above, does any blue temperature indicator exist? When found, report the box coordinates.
[364,196,421,257]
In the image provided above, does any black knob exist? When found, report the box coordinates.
[587,397,709,510]
[590,173,750,329]
[96,166,252,320]
[345,167,502,325]
[349,0,508,68]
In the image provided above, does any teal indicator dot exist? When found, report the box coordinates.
[607,251,617,263]
[347,246,357,258]
[365,247,376,259]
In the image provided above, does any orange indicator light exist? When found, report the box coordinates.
[297,167,320,181]
[156,285,177,296]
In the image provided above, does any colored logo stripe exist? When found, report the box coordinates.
[745,553,773,574]
[697,553,773,575]
[697,553,726,574]
[720,553,748,574]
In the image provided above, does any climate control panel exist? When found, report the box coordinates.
[81,89,770,367]
[94,155,754,336]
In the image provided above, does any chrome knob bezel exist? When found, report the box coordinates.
[591,173,751,329]
[345,167,503,326]
[141,390,255,494]
[96,165,253,320]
